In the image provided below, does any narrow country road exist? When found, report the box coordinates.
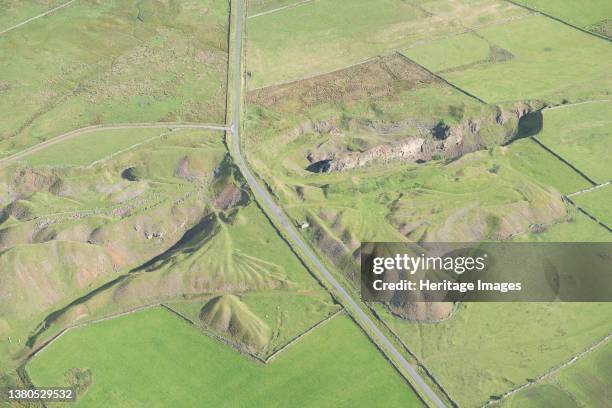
[0,122,228,167]
[228,1,446,407]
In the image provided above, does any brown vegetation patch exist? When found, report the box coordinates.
[8,166,60,200]
[64,367,93,397]
[213,183,244,210]
[248,53,439,111]
[589,19,612,38]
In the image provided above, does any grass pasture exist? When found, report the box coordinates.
[246,0,529,88]
[404,15,612,103]
[502,340,612,408]
[504,138,591,195]
[377,302,612,407]
[0,0,228,157]
[248,0,310,16]
[571,185,612,227]
[24,127,170,167]
[536,102,612,184]
[511,0,612,37]
[28,308,422,407]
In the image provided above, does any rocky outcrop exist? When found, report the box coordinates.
[305,101,545,173]
[306,119,483,172]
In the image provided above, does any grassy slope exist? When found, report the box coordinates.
[505,139,590,195]
[28,308,421,407]
[247,0,528,87]
[502,341,612,408]
[0,0,228,157]
[571,185,612,227]
[404,15,612,103]
[537,102,612,184]
[18,195,337,359]
[131,200,320,288]
[25,128,169,167]
[0,130,226,366]
[248,114,578,244]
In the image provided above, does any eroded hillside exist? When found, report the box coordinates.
[0,129,336,374]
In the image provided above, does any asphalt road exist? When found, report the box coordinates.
[229,1,446,407]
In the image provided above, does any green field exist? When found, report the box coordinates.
[0,0,228,157]
[511,0,612,37]
[502,340,612,408]
[246,0,528,88]
[571,185,612,227]
[404,15,612,103]
[24,128,170,167]
[28,308,421,407]
[376,302,612,407]
[505,138,591,195]
[401,31,493,74]
[536,102,612,184]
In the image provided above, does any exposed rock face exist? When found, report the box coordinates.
[305,101,545,173]
[306,118,483,172]
[495,101,544,126]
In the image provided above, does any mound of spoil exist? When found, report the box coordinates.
[199,295,271,352]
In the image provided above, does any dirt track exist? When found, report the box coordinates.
[0,122,228,167]
[0,0,76,37]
